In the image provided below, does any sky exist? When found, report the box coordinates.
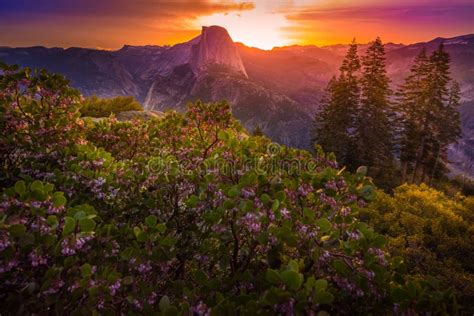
[0,0,473,50]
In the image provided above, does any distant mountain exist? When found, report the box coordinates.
[1,28,474,175]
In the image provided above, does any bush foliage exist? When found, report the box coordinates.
[0,64,461,314]
[361,184,474,313]
[80,95,143,118]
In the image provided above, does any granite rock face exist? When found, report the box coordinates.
[190,26,247,77]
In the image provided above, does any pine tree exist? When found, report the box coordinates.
[427,80,461,183]
[252,125,264,136]
[313,40,361,169]
[355,37,394,178]
[397,48,431,183]
[398,44,461,184]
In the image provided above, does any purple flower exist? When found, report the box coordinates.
[0,259,19,273]
[325,180,338,191]
[280,207,290,219]
[133,299,143,310]
[212,224,226,234]
[160,262,171,274]
[75,236,93,250]
[42,280,65,296]
[137,261,152,273]
[340,207,351,217]
[109,279,121,296]
[368,248,387,266]
[254,198,264,209]
[97,298,105,310]
[29,251,48,267]
[239,213,261,233]
[275,298,295,316]
[320,193,338,211]
[241,188,255,199]
[47,204,65,214]
[31,201,43,209]
[192,301,209,316]
[61,239,76,256]
[365,270,375,280]
[0,235,11,251]
[348,231,360,240]
[337,177,347,189]
[298,183,313,197]
[148,292,158,305]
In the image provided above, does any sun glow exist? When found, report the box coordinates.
[197,2,293,50]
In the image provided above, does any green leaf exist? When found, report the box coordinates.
[30,180,44,192]
[19,233,34,246]
[123,276,134,285]
[74,211,86,220]
[164,307,178,316]
[120,247,134,260]
[314,291,334,304]
[314,279,328,293]
[372,235,386,248]
[79,218,95,232]
[260,194,271,205]
[288,260,299,271]
[217,130,229,141]
[133,226,141,238]
[159,295,171,312]
[186,195,199,208]
[303,208,315,220]
[281,270,303,291]
[14,180,26,195]
[332,259,349,276]
[226,187,239,198]
[265,269,281,285]
[275,191,286,202]
[136,231,147,242]
[156,223,166,233]
[272,199,280,212]
[80,263,92,277]
[63,217,76,236]
[52,192,66,207]
[316,218,332,233]
[360,185,375,201]
[46,215,59,228]
[356,166,368,176]
[160,236,176,247]
[145,215,157,227]
[391,288,410,303]
[9,224,27,237]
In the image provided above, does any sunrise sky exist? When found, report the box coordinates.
[1,0,473,50]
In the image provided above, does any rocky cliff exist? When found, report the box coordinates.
[190,26,247,77]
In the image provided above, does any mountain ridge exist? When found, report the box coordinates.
[1,26,474,175]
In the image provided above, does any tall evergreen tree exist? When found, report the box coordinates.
[355,37,394,178]
[313,40,360,169]
[426,80,461,183]
[398,44,461,184]
[398,48,431,183]
[252,125,264,136]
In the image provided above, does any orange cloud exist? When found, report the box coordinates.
[279,2,474,45]
[0,0,254,48]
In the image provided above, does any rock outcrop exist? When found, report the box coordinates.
[190,26,247,77]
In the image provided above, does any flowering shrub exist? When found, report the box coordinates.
[0,65,456,314]
[0,63,84,185]
[362,184,474,314]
